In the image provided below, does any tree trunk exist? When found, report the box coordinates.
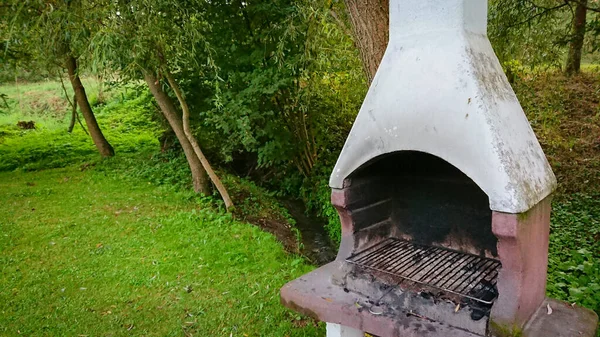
[163,69,234,211]
[68,94,77,133]
[344,0,389,83]
[97,74,105,104]
[566,0,587,75]
[143,71,211,195]
[65,55,115,157]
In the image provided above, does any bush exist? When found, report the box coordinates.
[547,194,600,313]
[300,167,341,245]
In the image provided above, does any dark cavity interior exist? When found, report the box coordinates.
[345,151,498,258]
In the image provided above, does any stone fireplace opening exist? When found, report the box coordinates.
[328,151,503,334]
[346,151,497,258]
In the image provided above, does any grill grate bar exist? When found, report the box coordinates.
[382,243,427,272]
[370,240,412,269]
[346,238,500,304]
[415,249,455,282]
[391,245,439,276]
[437,255,478,289]
[402,247,447,279]
[353,239,407,265]
[450,259,491,293]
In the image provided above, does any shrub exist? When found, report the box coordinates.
[547,194,600,314]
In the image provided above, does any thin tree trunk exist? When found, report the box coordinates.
[143,71,211,195]
[97,74,105,104]
[76,108,88,135]
[58,73,87,135]
[344,0,389,84]
[65,55,114,157]
[68,94,77,133]
[163,69,234,211]
[16,74,22,112]
[566,0,588,75]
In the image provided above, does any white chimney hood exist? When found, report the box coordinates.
[329,0,556,214]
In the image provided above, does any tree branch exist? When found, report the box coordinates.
[506,1,570,29]
[162,65,234,211]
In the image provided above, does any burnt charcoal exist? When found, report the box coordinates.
[420,292,433,300]
[478,281,498,303]
[470,307,487,321]
[379,284,391,291]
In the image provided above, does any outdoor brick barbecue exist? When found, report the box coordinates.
[280,1,599,336]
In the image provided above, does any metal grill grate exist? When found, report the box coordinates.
[346,238,501,304]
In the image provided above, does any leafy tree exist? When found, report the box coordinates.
[339,0,600,78]
[1,0,115,157]
[489,0,600,74]
[93,0,233,208]
[488,0,569,70]
[191,0,364,186]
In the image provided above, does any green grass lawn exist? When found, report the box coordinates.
[0,167,322,336]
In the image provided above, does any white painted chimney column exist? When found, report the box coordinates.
[326,323,364,337]
[389,0,487,39]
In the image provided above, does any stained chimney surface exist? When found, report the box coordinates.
[330,0,556,213]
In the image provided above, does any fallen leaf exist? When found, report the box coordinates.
[455,303,460,313]
[547,303,553,315]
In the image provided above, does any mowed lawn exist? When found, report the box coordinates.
[0,167,321,336]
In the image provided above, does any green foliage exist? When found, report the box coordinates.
[300,164,342,245]
[93,91,162,153]
[1,0,112,92]
[0,65,49,84]
[197,0,364,177]
[98,151,198,192]
[0,82,161,171]
[488,0,568,68]
[95,150,299,238]
[547,194,600,314]
[0,77,103,123]
[222,173,297,226]
[512,70,600,195]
